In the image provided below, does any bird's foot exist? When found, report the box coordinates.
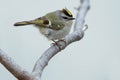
[52,39,66,50]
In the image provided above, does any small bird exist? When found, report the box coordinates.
[14,8,75,41]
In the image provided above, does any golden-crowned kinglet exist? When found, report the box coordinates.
[14,8,75,41]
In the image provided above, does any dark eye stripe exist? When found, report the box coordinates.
[62,16,68,19]
[62,8,73,17]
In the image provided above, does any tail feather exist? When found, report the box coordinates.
[14,21,32,26]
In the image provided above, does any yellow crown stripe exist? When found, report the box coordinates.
[65,8,72,16]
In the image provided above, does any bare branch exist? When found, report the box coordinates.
[32,0,90,79]
[74,0,90,31]
[0,49,35,80]
[32,45,60,79]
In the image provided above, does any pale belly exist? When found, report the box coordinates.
[39,25,71,40]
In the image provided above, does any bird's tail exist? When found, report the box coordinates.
[14,19,50,27]
[14,21,33,26]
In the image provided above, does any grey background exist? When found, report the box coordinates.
[0,0,120,80]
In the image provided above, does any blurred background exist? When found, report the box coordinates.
[0,0,120,80]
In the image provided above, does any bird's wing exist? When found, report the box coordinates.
[35,18,65,30]
[50,20,65,30]
[33,16,65,30]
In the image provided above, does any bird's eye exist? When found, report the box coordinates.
[62,16,68,19]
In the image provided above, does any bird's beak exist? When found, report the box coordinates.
[69,17,75,20]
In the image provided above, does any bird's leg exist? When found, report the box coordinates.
[52,40,61,50]
[51,39,66,50]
